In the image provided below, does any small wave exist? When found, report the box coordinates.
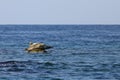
[0,60,68,73]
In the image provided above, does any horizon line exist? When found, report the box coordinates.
[0,24,120,26]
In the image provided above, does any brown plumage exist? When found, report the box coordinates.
[25,42,53,53]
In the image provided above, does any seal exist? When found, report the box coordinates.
[25,42,53,53]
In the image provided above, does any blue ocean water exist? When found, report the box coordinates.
[0,25,120,80]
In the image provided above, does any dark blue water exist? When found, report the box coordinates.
[0,25,120,80]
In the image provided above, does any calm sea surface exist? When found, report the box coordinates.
[0,25,120,80]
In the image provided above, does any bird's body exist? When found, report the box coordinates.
[25,42,52,53]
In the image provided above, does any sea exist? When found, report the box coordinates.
[0,25,120,80]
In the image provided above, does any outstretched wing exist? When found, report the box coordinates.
[29,43,45,49]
